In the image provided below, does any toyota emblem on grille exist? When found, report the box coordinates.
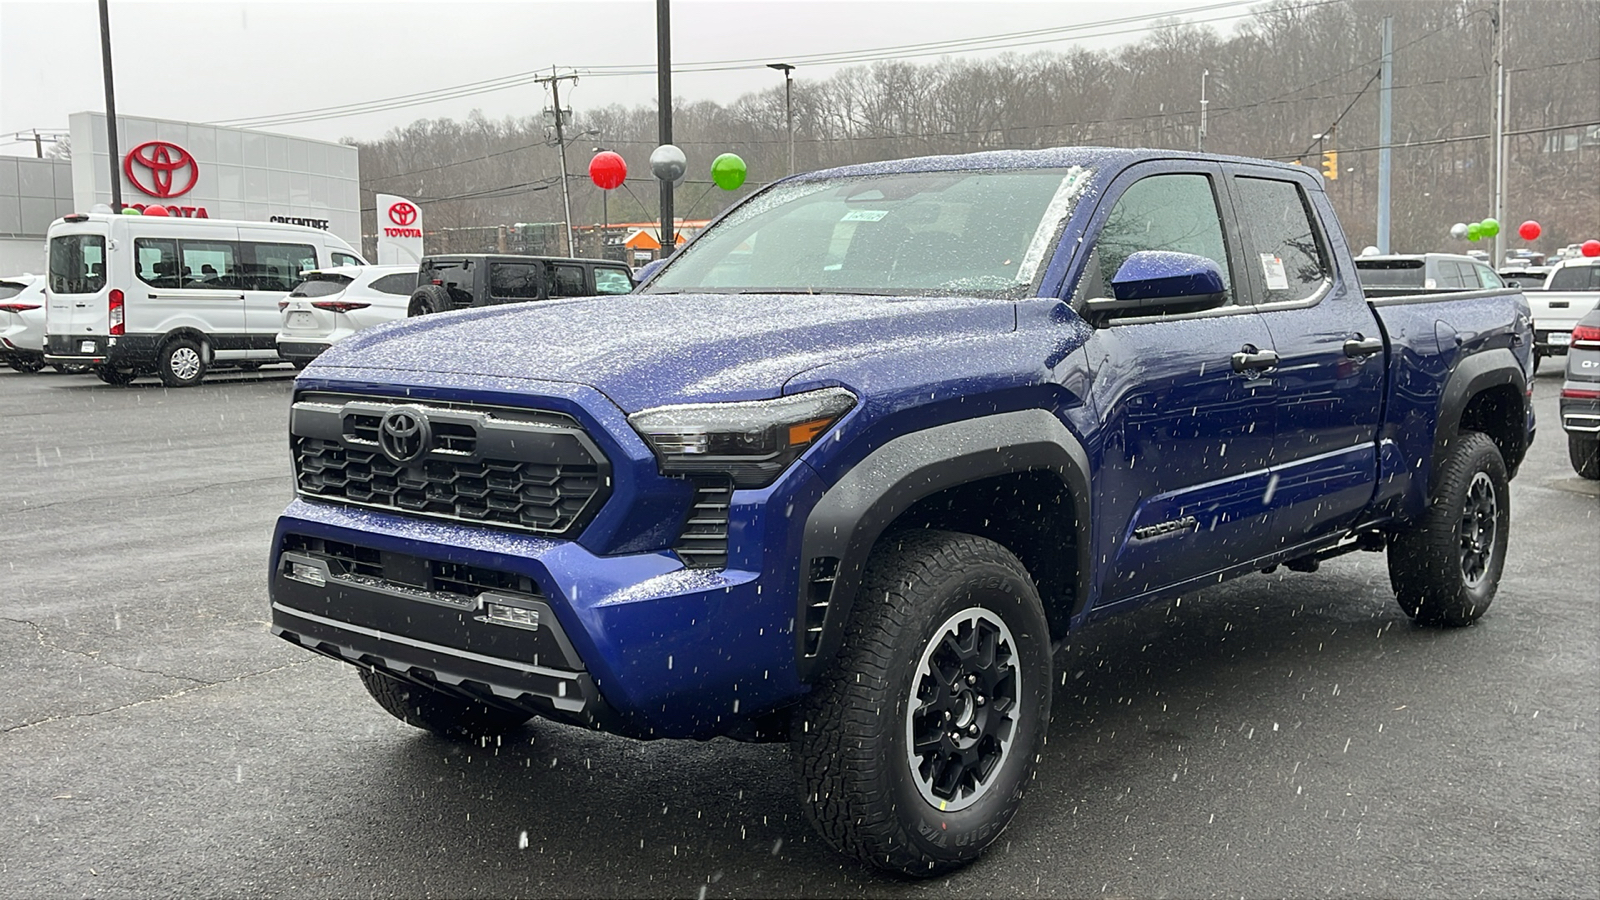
[378,407,431,464]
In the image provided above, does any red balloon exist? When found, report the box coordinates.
[1583,240,1600,258]
[1517,220,1541,241]
[143,204,170,217]
[588,151,627,190]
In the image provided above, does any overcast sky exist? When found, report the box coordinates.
[1,0,1251,155]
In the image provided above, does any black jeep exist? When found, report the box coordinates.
[407,254,634,316]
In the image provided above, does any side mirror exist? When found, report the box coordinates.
[633,258,668,285]
[1085,251,1227,322]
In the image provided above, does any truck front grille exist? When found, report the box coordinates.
[291,393,611,537]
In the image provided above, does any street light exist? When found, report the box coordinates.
[767,62,795,174]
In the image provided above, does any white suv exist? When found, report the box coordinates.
[276,265,418,368]
[0,274,48,373]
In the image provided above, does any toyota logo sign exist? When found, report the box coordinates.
[378,407,431,464]
[388,202,418,227]
[123,141,200,199]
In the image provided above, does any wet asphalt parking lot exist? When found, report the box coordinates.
[0,363,1595,899]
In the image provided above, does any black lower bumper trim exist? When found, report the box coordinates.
[273,601,602,724]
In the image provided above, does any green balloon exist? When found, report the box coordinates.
[1467,223,1482,241]
[1480,217,1500,237]
[121,207,141,215]
[711,153,747,191]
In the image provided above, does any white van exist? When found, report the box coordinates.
[43,212,366,386]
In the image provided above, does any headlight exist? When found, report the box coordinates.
[628,387,857,488]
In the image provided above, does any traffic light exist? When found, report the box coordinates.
[1321,151,1339,180]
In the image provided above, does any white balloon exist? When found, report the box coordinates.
[650,144,687,182]
[1450,222,1470,240]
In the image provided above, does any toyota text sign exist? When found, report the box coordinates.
[376,194,424,265]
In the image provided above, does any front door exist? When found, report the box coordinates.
[1074,166,1281,607]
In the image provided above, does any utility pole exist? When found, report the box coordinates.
[768,62,796,173]
[1198,70,1209,151]
[656,0,675,257]
[1377,16,1394,253]
[1491,0,1507,266]
[537,68,580,257]
[97,0,123,210]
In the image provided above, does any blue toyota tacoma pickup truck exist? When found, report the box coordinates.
[269,148,1534,875]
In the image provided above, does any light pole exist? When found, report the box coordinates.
[97,0,122,210]
[767,62,795,174]
[1198,69,1209,152]
[593,145,610,260]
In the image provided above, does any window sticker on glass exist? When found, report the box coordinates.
[1260,253,1290,291]
[840,209,889,222]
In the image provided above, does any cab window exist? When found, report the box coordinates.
[134,238,182,289]
[180,241,238,288]
[1233,176,1329,304]
[1075,173,1233,307]
[245,242,317,293]
[549,264,587,298]
[594,267,633,295]
[489,262,542,301]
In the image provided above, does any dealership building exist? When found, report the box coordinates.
[0,112,360,274]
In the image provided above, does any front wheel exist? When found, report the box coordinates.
[357,668,532,740]
[1570,433,1600,480]
[1388,431,1510,625]
[793,530,1052,876]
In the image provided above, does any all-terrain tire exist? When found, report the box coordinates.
[95,366,137,385]
[1388,431,1510,626]
[157,337,207,388]
[1569,433,1600,480]
[792,530,1052,877]
[408,284,453,317]
[357,668,532,740]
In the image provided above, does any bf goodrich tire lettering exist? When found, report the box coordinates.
[793,530,1051,876]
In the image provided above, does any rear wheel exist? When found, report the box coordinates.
[1388,431,1510,626]
[96,366,137,385]
[357,668,532,740]
[157,337,207,388]
[1570,433,1600,480]
[408,284,452,317]
[793,530,1052,876]
[6,358,45,373]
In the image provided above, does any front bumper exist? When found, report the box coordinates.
[271,468,821,739]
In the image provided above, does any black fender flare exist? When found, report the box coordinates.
[796,409,1092,681]
[1433,346,1528,476]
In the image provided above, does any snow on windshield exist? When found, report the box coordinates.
[647,166,1091,299]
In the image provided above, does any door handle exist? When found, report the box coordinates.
[1231,345,1280,373]
[1342,335,1384,358]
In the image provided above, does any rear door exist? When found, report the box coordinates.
[1226,167,1384,543]
[487,260,544,306]
[46,227,110,340]
[547,262,588,299]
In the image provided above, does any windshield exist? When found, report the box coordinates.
[49,234,107,295]
[646,166,1091,298]
[1354,260,1425,288]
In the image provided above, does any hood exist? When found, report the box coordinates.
[315,292,1016,411]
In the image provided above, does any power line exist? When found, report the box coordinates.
[213,0,1332,129]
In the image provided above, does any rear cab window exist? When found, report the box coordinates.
[1548,265,1600,291]
[49,233,106,294]
[1354,259,1425,288]
[1232,176,1330,304]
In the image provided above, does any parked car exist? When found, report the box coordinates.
[406,254,634,316]
[42,211,367,387]
[0,274,47,372]
[1560,306,1600,478]
[269,147,1533,877]
[276,265,418,368]
[1529,257,1600,371]
[1354,252,1503,295]
[1498,265,1551,292]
